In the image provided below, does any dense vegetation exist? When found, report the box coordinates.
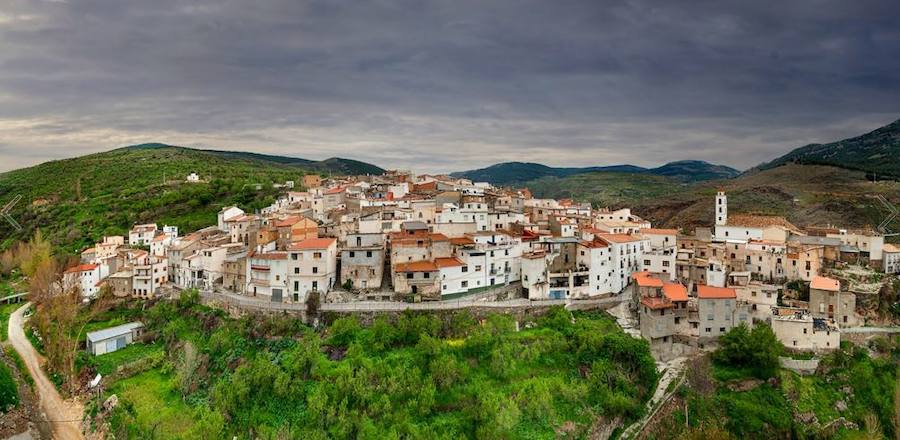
[87,294,658,438]
[712,323,783,379]
[758,118,900,180]
[0,146,324,252]
[648,326,899,440]
[526,172,690,209]
[450,160,738,186]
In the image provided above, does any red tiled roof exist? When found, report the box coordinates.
[662,283,689,302]
[632,271,664,288]
[289,238,336,250]
[434,257,465,268]
[250,252,288,260]
[727,214,798,230]
[430,233,449,241]
[697,285,736,299]
[450,237,475,246]
[641,297,674,310]
[810,275,839,292]
[65,264,98,274]
[597,233,641,244]
[325,186,345,195]
[642,228,678,235]
[274,216,301,227]
[394,260,439,272]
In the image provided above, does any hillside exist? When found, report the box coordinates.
[757,118,900,179]
[525,164,900,233]
[452,160,738,185]
[637,164,900,232]
[0,146,347,252]
[127,143,386,175]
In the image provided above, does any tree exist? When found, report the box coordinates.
[177,341,202,398]
[713,323,782,379]
[26,240,114,394]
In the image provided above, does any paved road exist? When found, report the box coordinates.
[8,303,84,440]
[841,326,900,333]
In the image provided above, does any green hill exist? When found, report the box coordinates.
[523,164,900,233]
[452,160,738,186]
[757,118,900,179]
[0,145,370,252]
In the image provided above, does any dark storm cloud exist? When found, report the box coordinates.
[1,0,899,172]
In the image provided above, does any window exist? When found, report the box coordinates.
[313,267,318,274]
[294,281,299,291]
[294,267,300,274]
[291,253,298,260]
[406,273,413,279]
[313,252,322,259]
[462,265,468,273]
[461,281,468,288]
[705,327,711,333]
[803,328,807,334]
[349,251,355,257]
[312,281,318,291]
[475,265,482,271]
[719,327,726,332]
[366,251,373,258]
[424,272,430,279]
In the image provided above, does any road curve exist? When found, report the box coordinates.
[8,302,85,440]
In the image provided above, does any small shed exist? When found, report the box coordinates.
[86,322,144,356]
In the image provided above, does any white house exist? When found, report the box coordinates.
[186,172,200,183]
[128,223,158,246]
[287,238,338,303]
[64,263,102,298]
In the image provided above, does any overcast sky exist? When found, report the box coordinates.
[1,0,899,173]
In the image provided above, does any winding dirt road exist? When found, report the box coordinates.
[8,303,85,440]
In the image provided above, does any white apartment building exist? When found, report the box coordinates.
[641,228,677,281]
[132,254,167,298]
[128,223,158,246]
[287,238,338,303]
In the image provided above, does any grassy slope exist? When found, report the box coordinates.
[91,299,657,438]
[0,146,314,252]
[525,164,900,233]
[527,172,690,208]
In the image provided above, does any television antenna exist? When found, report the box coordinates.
[874,194,899,236]
[1,195,22,231]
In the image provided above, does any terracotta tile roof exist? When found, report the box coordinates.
[394,260,439,272]
[697,285,736,299]
[632,271,664,288]
[580,240,608,249]
[274,216,301,227]
[810,275,839,292]
[597,233,642,244]
[325,186,345,195]
[642,228,678,235]
[727,214,798,230]
[450,237,475,246]
[641,297,674,310]
[883,243,900,253]
[249,252,288,260]
[434,257,465,268]
[430,233,449,241]
[65,264,98,274]
[662,283,689,302]
[289,238,336,250]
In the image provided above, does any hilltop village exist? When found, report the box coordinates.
[68,170,898,357]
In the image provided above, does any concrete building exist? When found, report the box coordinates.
[883,243,900,274]
[808,275,858,327]
[341,233,385,290]
[86,322,144,356]
[287,238,338,303]
[641,228,677,281]
[772,308,840,352]
[132,254,167,299]
[697,285,741,341]
[128,223,158,246]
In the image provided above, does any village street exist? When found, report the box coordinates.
[8,303,84,440]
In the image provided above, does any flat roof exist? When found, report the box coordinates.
[86,322,143,343]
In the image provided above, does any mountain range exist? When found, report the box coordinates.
[450,160,741,185]
[755,118,900,179]
[127,143,386,175]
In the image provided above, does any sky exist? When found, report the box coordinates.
[1,0,899,174]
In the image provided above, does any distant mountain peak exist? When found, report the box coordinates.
[451,160,738,185]
[757,118,900,179]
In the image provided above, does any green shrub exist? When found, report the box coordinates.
[0,362,18,410]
